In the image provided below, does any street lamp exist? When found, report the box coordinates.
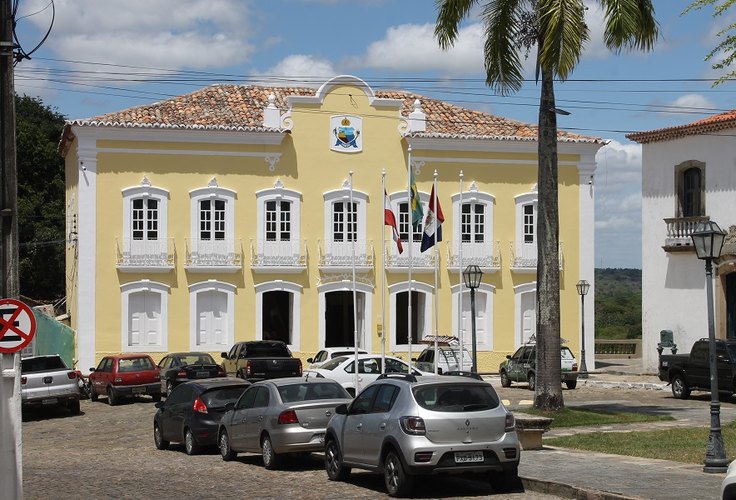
[576,279,590,379]
[462,264,483,373]
[690,219,728,473]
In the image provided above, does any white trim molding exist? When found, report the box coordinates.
[188,280,236,352]
[254,280,303,352]
[388,281,434,353]
[120,280,170,353]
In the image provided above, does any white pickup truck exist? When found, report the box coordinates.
[21,355,81,415]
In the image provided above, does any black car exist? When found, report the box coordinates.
[153,378,250,455]
[158,352,225,396]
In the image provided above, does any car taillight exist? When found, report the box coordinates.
[192,396,208,414]
[67,371,78,379]
[572,363,578,372]
[399,416,426,436]
[114,377,122,383]
[505,412,516,433]
[21,376,26,385]
[217,366,225,377]
[277,409,299,425]
[246,360,252,378]
[176,370,187,378]
[297,359,302,376]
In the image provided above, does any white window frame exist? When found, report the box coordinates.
[255,280,302,352]
[323,186,368,242]
[188,280,236,351]
[451,282,495,351]
[388,281,433,352]
[122,181,169,243]
[121,279,169,352]
[256,183,301,243]
[514,282,537,347]
[515,192,537,246]
[189,179,236,260]
[317,281,374,352]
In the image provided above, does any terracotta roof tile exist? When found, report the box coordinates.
[626,109,736,144]
[64,83,601,144]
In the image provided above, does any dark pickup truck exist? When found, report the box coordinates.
[221,340,302,381]
[658,338,736,399]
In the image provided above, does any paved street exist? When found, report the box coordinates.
[21,396,558,500]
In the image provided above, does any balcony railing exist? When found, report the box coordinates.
[185,238,242,272]
[250,239,307,273]
[384,241,437,272]
[116,237,175,272]
[446,240,501,272]
[510,241,564,273]
[318,239,373,272]
[663,216,709,251]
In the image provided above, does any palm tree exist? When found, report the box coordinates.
[435,0,658,410]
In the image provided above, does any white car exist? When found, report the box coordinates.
[722,459,736,500]
[306,347,367,369]
[304,354,430,396]
[413,345,474,374]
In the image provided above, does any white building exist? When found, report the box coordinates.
[628,111,736,373]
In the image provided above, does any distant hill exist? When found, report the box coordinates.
[594,268,641,340]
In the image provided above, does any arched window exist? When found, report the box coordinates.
[188,178,238,271]
[389,281,433,351]
[255,281,302,351]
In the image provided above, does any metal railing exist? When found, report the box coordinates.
[185,238,242,267]
[510,241,564,271]
[116,237,175,269]
[384,240,436,269]
[250,239,307,269]
[318,239,373,269]
[446,240,501,270]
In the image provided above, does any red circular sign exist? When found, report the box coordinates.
[0,298,37,354]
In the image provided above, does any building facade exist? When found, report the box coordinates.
[61,75,601,373]
[628,111,736,373]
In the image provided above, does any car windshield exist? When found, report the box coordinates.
[319,357,347,371]
[413,384,500,412]
[179,354,216,365]
[561,347,575,360]
[202,386,248,408]
[118,357,154,372]
[278,382,350,403]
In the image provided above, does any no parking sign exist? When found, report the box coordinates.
[0,298,36,354]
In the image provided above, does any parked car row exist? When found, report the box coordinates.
[152,368,522,497]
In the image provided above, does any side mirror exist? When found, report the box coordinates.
[221,352,228,358]
[154,401,164,409]
[335,403,348,415]
[506,355,511,359]
[89,368,96,372]
[437,367,443,375]
[306,358,314,363]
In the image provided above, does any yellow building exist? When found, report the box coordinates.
[60,75,603,373]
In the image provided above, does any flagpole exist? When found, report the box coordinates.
[350,171,359,393]
[407,147,413,373]
[458,171,464,370]
[433,170,439,375]
[381,169,387,374]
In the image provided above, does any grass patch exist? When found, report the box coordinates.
[526,410,736,464]
[520,407,673,428]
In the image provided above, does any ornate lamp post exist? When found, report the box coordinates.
[462,264,483,373]
[690,219,728,473]
[576,279,590,379]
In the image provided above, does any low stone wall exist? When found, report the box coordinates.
[514,414,553,450]
[595,339,642,359]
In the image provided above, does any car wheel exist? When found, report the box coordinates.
[154,422,169,450]
[565,380,577,390]
[671,373,691,399]
[107,387,118,406]
[166,381,174,396]
[69,399,81,415]
[89,384,98,402]
[384,450,413,497]
[489,466,521,493]
[184,428,200,456]
[500,370,511,388]
[261,434,281,470]
[219,430,236,461]
[324,438,350,481]
[527,373,536,391]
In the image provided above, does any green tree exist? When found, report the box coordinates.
[15,95,66,301]
[685,0,736,85]
[435,0,658,410]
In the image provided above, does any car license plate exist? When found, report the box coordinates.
[454,451,484,464]
[132,387,146,394]
[42,398,58,405]
[195,371,210,378]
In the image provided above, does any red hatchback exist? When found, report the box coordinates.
[89,354,162,405]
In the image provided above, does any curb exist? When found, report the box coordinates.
[580,378,668,391]
[521,476,644,500]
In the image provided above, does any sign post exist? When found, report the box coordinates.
[0,299,36,500]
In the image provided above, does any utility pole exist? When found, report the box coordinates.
[0,0,22,497]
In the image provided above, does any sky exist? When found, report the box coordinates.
[11,0,736,269]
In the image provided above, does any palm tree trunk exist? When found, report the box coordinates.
[534,67,564,410]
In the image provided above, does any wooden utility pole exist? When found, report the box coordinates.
[0,0,22,498]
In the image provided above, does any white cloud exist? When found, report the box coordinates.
[17,0,256,72]
[250,55,337,87]
[669,94,716,112]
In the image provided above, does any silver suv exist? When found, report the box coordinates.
[324,373,521,497]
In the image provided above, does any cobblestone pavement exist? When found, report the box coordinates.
[21,397,560,500]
